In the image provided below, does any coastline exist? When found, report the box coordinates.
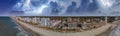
[10,17,41,36]
[11,17,113,36]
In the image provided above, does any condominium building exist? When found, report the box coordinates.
[40,18,51,27]
[24,17,31,22]
[32,17,37,23]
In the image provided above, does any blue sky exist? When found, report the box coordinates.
[0,0,18,13]
[0,0,119,16]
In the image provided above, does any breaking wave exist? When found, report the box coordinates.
[15,26,30,36]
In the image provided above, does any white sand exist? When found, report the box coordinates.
[12,17,112,36]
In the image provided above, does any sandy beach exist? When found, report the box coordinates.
[12,17,112,36]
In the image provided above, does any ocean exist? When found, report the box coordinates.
[0,17,40,36]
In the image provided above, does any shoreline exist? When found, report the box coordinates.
[10,17,41,36]
[11,17,113,36]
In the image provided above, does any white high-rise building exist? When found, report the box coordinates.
[32,17,37,23]
[40,18,51,27]
[24,17,31,22]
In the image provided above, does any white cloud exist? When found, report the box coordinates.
[13,0,120,16]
